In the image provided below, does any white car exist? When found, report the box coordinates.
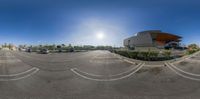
[39,49,49,54]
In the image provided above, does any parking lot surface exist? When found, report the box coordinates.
[0,50,200,99]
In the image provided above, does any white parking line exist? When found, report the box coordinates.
[186,58,200,63]
[167,62,200,77]
[0,59,22,63]
[0,68,39,81]
[72,68,103,77]
[172,51,200,64]
[165,62,200,81]
[0,67,38,77]
[71,63,145,81]
[123,59,136,64]
[0,56,15,58]
[110,63,143,77]
[72,63,143,77]
[144,64,164,67]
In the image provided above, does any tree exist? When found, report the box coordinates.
[68,44,74,52]
[8,44,12,49]
[52,44,56,50]
[187,44,199,54]
[188,44,199,50]
[57,45,62,49]
[68,44,72,47]
[61,44,66,47]
[39,45,43,48]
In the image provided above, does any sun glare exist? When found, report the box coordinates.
[96,32,105,40]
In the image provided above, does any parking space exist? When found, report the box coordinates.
[168,51,200,74]
[173,60,200,74]
[0,50,36,75]
[73,51,141,76]
[191,56,200,60]
[0,50,39,81]
[11,51,73,71]
[165,51,200,81]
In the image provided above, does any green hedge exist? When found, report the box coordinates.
[128,51,139,59]
[114,50,173,61]
[115,50,130,58]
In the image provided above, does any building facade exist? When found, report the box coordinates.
[124,30,182,49]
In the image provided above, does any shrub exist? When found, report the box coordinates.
[137,52,148,60]
[148,51,159,61]
[114,50,174,61]
[163,50,171,59]
[115,50,130,58]
[187,48,199,55]
[127,51,139,59]
[188,44,199,49]
[187,43,200,55]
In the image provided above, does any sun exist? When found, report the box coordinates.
[96,32,105,40]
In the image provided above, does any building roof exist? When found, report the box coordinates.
[138,30,182,41]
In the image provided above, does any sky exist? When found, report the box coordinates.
[0,0,200,46]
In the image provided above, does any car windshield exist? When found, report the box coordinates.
[0,1,200,99]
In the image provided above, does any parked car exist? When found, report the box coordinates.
[26,48,32,53]
[58,49,62,53]
[39,49,49,54]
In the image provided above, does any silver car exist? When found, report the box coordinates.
[39,49,49,54]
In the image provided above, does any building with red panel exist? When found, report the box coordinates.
[124,30,182,49]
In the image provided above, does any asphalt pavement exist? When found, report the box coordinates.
[0,50,200,99]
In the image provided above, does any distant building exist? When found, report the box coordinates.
[124,30,182,50]
[10,44,17,50]
[1,43,17,50]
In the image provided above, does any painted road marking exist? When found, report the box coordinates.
[172,51,200,64]
[123,59,136,64]
[0,68,39,81]
[72,63,142,77]
[71,63,145,81]
[186,58,200,63]
[71,68,103,77]
[167,62,200,77]
[0,67,38,77]
[144,64,164,67]
[0,59,22,63]
[165,62,200,81]
[0,56,15,58]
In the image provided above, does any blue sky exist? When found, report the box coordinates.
[0,0,200,46]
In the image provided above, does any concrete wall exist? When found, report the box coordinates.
[124,32,153,48]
